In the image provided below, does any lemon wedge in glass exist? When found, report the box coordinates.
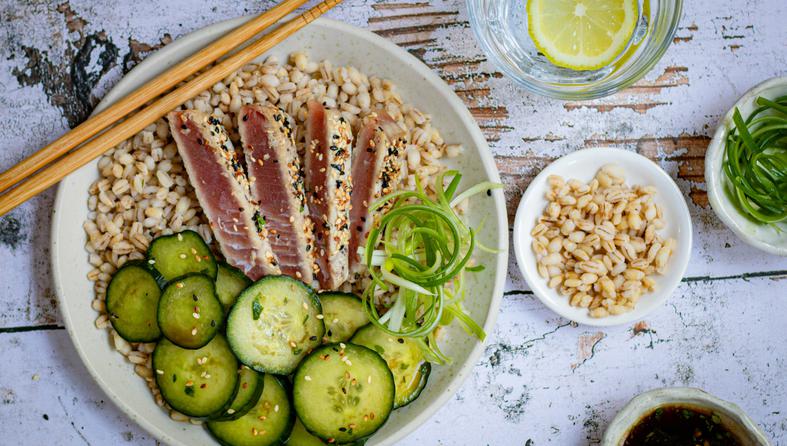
[527,0,639,71]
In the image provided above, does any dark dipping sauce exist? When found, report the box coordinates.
[623,405,744,446]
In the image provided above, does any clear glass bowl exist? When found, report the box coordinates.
[467,0,683,100]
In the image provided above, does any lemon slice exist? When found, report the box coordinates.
[527,0,638,71]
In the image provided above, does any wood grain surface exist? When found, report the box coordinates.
[0,1,785,445]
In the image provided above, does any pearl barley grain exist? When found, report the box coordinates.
[532,165,676,318]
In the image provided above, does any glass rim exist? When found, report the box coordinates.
[466,0,684,100]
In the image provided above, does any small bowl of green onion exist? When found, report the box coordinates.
[705,76,787,256]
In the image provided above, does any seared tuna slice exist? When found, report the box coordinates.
[238,104,315,284]
[304,101,354,290]
[348,112,405,277]
[168,110,279,279]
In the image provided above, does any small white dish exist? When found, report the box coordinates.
[600,387,770,445]
[513,148,692,327]
[705,76,787,256]
[50,16,508,446]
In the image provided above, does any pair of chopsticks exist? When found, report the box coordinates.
[0,0,342,217]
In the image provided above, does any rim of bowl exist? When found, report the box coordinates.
[705,75,787,256]
[50,16,509,446]
[466,0,684,100]
[600,387,771,445]
[512,147,692,327]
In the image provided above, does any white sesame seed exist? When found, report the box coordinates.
[339,343,346,349]
[156,369,164,375]
[304,375,312,381]
[191,327,198,336]
[367,376,372,384]
[193,312,201,319]
[179,253,187,259]
[274,405,279,412]
[316,314,324,320]
[227,409,236,414]
[177,233,183,241]
[333,318,339,324]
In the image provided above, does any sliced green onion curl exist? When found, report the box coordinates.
[361,171,501,363]
[723,95,787,224]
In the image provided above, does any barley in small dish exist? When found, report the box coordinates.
[513,148,692,327]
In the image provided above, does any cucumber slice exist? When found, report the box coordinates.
[106,261,162,342]
[216,262,252,313]
[158,274,223,349]
[207,374,295,446]
[211,366,265,421]
[319,292,369,343]
[153,335,239,418]
[293,343,394,444]
[227,276,324,375]
[148,230,217,283]
[286,418,326,446]
[351,325,431,408]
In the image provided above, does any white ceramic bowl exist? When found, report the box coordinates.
[50,17,508,446]
[705,76,787,256]
[601,387,770,445]
[513,148,692,326]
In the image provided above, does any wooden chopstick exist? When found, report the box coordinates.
[0,0,341,217]
[0,0,309,195]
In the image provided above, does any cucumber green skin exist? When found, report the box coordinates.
[210,366,265,422]
[350,325,431,409]
[207,375,295,446]
[397,362,430,408]
[227,275,325,375]
[318,292,369,343]
[147,230,217,284]
[216,262,252,314]
[106,260,162,342]
[157,273,223,349]
[153,336,240,419]
[293,344,394,444]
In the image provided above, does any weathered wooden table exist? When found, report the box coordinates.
[1,1,785,444]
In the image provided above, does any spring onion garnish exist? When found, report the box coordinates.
[362,170,503,364]
[723,95,787,224]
